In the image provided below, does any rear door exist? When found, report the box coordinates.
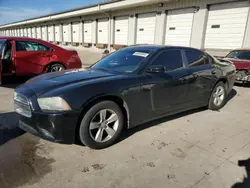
[184,49,217,105]
[14,40,52,75]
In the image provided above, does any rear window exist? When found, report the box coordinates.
[227,51,250,60]
[92,48,152,73]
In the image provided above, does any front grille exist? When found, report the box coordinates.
[14,92,32,118]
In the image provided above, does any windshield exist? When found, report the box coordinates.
[91,48,152,73]
[227,51,250,60]
[0,40,5,52]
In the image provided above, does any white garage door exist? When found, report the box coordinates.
[83,21,92,43]
[42,26,46,40]
[114,16,129,45]
[72,22,80,43]
[55,25,60,41]
[97,18,109,44]
[20,28,24,36]
[32,27,36,38]
[165,8,194,47]
[63,24,70,42]
[205,1,249,49]
[48,25,54,41]
[37,27,41,39]
[136,13,156,44]
[24,29,27,37]
[28,28,32,37]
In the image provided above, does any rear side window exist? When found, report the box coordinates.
[152,49,183,71]
[185,49,208,67]
[16,41,50,52]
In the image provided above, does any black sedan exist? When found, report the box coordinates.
[14,45,236,149]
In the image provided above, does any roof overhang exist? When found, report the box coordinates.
[0,0,174,29]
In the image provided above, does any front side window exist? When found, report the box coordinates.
[151,49,183,71]
[92,48,152,73]
[185,49,208,67]
[0,40,5,52]
[227,51,250,60]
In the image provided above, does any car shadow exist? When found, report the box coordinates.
[227,88,237,102]
[231,158,250,188]
[0,112,25,146]
[1,76,31,89]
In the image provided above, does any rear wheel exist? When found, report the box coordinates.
[208,82,227,111]
[79,101,124,149]
[48,63,65,72]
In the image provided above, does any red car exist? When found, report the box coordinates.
[0,37,82,85]
[216,49,250,84]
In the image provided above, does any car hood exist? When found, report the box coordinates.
[225,58,250,69]
[23,68,116,96]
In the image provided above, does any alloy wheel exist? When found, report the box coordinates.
[213,86,225,106]
[89,109,119,143]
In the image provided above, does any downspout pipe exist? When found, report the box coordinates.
[98,4,112,52]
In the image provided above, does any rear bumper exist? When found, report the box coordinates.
[18,110,80,144]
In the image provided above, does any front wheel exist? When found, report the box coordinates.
[208,82,227,111]
[79,101,124,149]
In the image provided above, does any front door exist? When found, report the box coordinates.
[141,49,190,119]
[14,40,52,75]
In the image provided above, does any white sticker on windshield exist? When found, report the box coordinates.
[133,52,149,58]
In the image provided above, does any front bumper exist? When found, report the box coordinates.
[18,110,80,144]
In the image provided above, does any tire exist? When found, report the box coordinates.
[48,63,65,72]
[208,82,227,111]
[79,101,124,149]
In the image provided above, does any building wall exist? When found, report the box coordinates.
[1,0,250,55]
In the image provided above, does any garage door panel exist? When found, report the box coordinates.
[48,26,54,41]
[114,16,129,45]
[55,25,60,41]
[83,21,92,43]
[205,1,249,49]
[37,27,41,39]
[97,18,108,44]
[63,24,70,42]
[42,27,46,40]
[165,8,194,47]
[72,22,80,43]
[136,13,156,44]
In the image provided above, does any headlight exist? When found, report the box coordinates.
[37,97,72,112]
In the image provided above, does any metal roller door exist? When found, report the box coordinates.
[20,28,24,36]
[97,18,109,44]
[205,1,249,49]
[114,16,129,45]
[55,25,60,42]
[83,21,92,43]
[48,25,54,41]
[165,8,194,47]
[24,29,27,37]
[72,22,80,43]
[28,28,32,37]
[42,26,46,40]
[37,27,41,39]
[136,13,156,44]
[63,24,70,42]
[32,27,36,38]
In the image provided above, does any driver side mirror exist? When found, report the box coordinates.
[146,65,166,73]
